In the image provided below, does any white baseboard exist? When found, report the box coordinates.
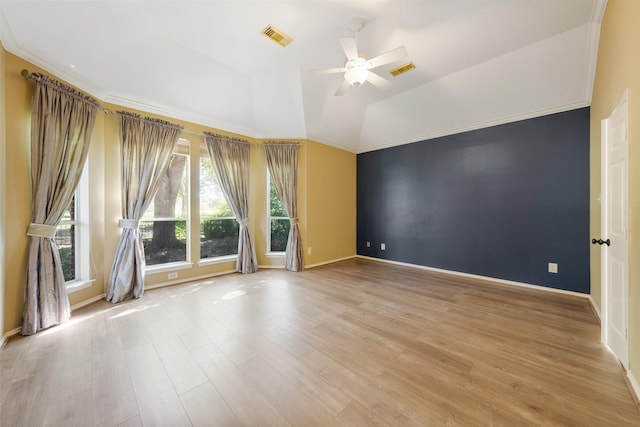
[356,255,590,299]
[145,269,237,290]
[1,326,22,347]
[305,255,357,269]
[588,295,601,324]
[626,370,640,407]
[71,293,105,311]
[1,294,107,345]
[258,264,285,269]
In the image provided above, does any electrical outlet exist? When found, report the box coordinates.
[168,272,178,280]
[366,241,371,247]
[381,243,386,250]
[548,263,558,274]
[307,247,312,255]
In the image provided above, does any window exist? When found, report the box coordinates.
[56,163,90,289]
[57,195,78,282]
[199,152,239,259]
[141,142,189,266]
[268,173,290,252]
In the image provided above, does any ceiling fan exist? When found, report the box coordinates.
[312,18,408,96]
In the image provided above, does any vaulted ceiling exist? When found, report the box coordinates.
[0,0,606,153]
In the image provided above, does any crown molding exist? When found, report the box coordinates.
[356,100,590,154]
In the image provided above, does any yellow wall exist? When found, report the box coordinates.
[590,0,640,380]
[1,49,357,335]
[306,141,356,266]
[4,52,38,333]
[0,43,6,340]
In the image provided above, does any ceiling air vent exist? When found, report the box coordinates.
[389,62,416,77]
[262,24,293,47]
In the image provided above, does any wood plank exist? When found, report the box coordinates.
[0,258,638,426]
[125,343,191,426]
[180,381,241,427]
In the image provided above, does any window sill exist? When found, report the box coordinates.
[198,255,237,266]
[145,262,194,275]
[265,252,286,258]
[66,279,95,294]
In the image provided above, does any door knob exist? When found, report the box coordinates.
[591,238,611,246]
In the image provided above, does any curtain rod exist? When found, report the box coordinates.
[21,69,302,147]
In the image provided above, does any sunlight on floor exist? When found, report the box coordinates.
[38,305,119,336]
[109,303,160,320]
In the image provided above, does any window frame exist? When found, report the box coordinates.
[59,162,93,293]
[198,144,240,265]
[144,139,192,272]
[266,171,289,256]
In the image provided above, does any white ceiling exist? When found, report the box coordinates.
[0,0,606,153]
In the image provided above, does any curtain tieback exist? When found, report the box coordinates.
[238,218,250,228]
[26,223,57,238]
[119,219,140,229]
[290,217,299,225]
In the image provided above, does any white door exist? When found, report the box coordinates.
[600,90,629,369]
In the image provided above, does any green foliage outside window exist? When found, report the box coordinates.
[269,179,290,252]
[200,156,239,258]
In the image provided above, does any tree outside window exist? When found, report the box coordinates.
[200,155,239,259]
[141,151,189,266]
[56,195,77,281]
[269,174,290,252]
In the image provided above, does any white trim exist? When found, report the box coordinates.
[66,279,95,294]
[198,255,237,266]
[305,255,357,269]
[0,293,106,346]
[303,134,358,153]
[627,371,640,408]
[145,262,194,275]
[258,264,285,269]
[600,90,630,369]
[145,269,236,290]
[356,255,590,299]
[1,327,21,348]
[71,293,106,311]
[356,102,589,154]
[2,268,240,344]
[588,295,601,324]
[265,252,286,258]
[103,94,258,139]
[582,1,608,103]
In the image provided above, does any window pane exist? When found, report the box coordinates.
[143,154,188,266]
[269,180,287,217]
[57,195,77,282]
[270,218,290,252]
[60,200,75,222]
[200,156,238,258]
[141,219,187,265]
[201,219,239,258]
[56,223,75,282]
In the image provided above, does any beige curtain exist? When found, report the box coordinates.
[22,74,99,335]
[106,112,182,303]
[204,133,258,273]
[264,142,303,271]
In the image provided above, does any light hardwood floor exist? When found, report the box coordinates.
[1,258,639,426]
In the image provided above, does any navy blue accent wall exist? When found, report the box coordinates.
[357,108,590,293]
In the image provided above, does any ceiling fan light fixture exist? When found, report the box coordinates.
[344,57,369,86]
[344,66,368,86]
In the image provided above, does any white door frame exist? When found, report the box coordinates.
[600,89,629,369]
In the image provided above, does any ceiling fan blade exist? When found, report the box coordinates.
[366,71,391,90]
[334,80,350,96]
[310,67,348,74]
[366,46,408,69]
[339,37,359,60]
